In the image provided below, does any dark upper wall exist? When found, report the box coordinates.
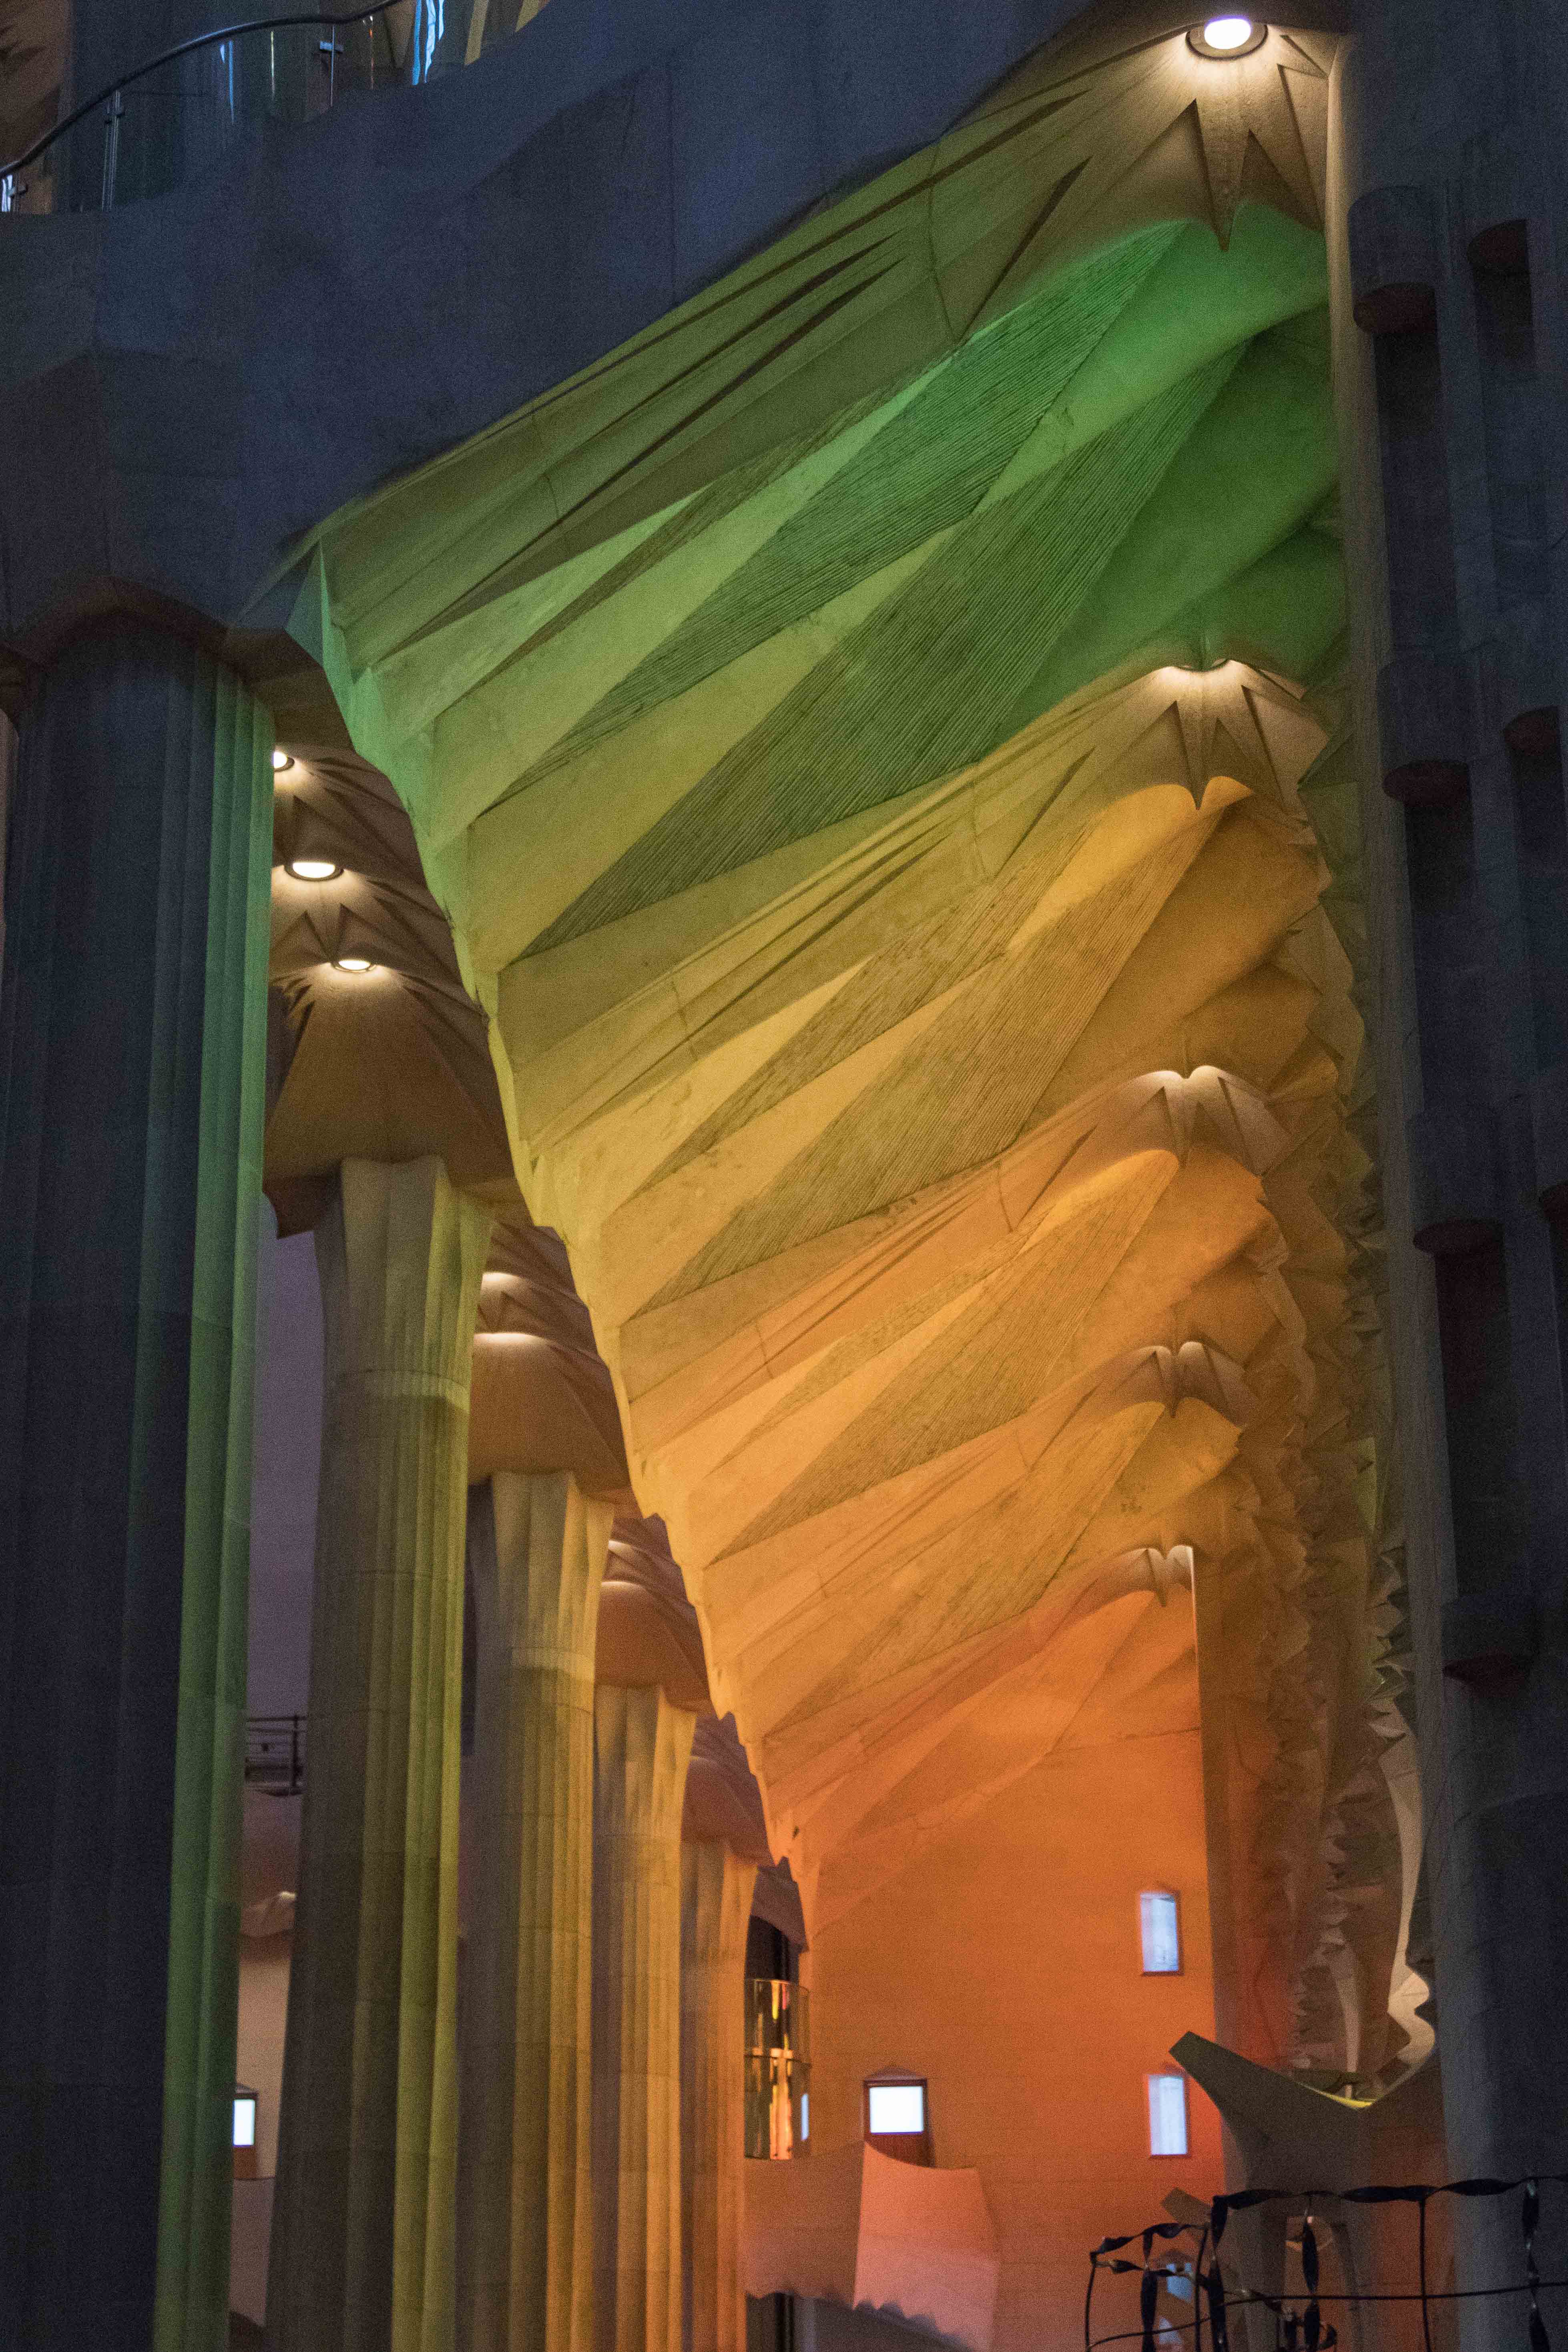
[0,0,1254,660]
[70,0,226,108]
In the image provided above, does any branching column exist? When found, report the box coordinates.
[592,1685,699,2352]
[460,1471,614,2352]
[0,622,272,2351]
[268,1155,490,2352]
[679,1842,758,2352]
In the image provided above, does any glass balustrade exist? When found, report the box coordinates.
[0,0,512,219]
[745,1978,810,2160]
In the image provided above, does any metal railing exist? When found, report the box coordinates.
[245,1713,306,1794]
[0,0,487,217]
[1088,2175,1568,2352]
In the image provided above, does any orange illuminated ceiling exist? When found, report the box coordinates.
[266,7,1417,2085]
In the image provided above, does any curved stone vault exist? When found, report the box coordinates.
[263,5,1418,2090]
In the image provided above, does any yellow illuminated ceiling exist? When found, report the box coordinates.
[266,9,1414,2081]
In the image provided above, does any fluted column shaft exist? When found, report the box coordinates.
[0,623,272,2351]
[269,1155,490,2352]
[460,1472,614,2352]
[592,1686,697,2352]
[680,1844,758,2352]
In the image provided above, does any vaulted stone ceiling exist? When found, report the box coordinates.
[265,747,518,1232]
[274,7,1415,2081]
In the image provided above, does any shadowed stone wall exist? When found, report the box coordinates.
[1331,1,1568,2338]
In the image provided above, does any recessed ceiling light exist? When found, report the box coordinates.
[271,749,294,772]
[333,954,375,973]
[1189,16,1265,56]
[285,857,342,882]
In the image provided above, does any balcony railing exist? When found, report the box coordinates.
[0,0,499,219]
[745,1978,810,2160]
[245,1713,306,1795]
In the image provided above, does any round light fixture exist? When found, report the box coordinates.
[285,857,342,882]
[1188,16,1265,56]
[271,748,294,772]
[333,954,375,974]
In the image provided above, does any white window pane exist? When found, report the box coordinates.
[801,2092,810,2141]
[1147,2073,1188,2157]
[233,2094,257,2150]
[868,2082,925,2135]
[1140,1890,1181,1973]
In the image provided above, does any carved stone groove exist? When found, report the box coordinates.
[1349,184,1439,333]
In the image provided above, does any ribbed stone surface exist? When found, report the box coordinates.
[0,621,272,2352]
[268,1156,490,2352]
[591,1685,696,2352]
[680,1842,757,2352]
[459,1471,614,2352]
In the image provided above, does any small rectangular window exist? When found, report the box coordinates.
[1140,1890,1182,1974]
[233,2091,257,2150]
[868,2081,925,2135]
[1147,2073,1188,2157]
[801,2091,810,2141]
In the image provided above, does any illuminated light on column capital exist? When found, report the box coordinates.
[1188,16,1267,57]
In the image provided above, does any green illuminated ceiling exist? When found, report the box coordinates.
[297,203,1338,988]
[288,18,1343,1004]
[271,16,1413,2081]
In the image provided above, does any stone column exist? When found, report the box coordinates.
[1331,6,1568,2339]
[268,1155,490,2352]
[0,622,272,2350]
[680,1842,758,2352]
[592,1685,698,2352]
[459,1471,614,2352]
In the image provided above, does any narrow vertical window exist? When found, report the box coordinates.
[864,2071,932,2164]
[867,2081,925,2135]
[1147,2073,1189,2157]
[233,2085,259,2181]
[1139,1889,1182,1974]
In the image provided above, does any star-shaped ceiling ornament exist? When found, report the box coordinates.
[947,9,1334,324]
[970,657,1333,852]
[1158,659,1328,806]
